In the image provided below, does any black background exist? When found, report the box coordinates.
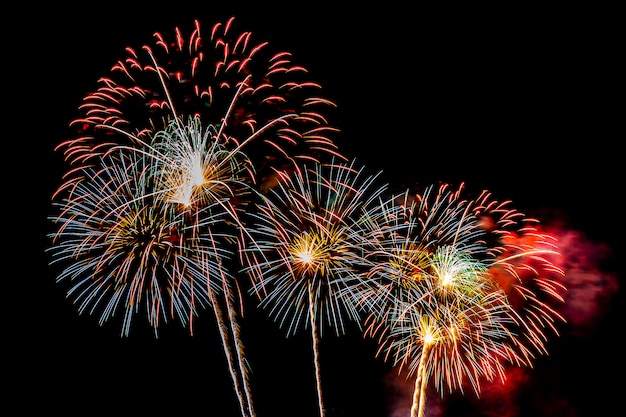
[11,3,621,417]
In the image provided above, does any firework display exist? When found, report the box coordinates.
[46,16,570,417]
[49,17,344,417]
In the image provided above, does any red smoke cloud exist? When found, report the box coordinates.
[549,226,619,337]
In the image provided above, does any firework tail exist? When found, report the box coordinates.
[223,280,256,417]
[308,280,326,417]
[209,284,252,417]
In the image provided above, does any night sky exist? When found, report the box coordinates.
[13,3,621,417]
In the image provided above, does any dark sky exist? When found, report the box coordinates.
[13,3,621,417]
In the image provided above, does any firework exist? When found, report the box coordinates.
[48,117,259,416]
[386,247,520,417]
[356,182,566,417]
[47,143,244,337]
[240,158,389,417]
[56,17,343,180]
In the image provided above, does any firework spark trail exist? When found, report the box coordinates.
[223,278,255,416]
[355,182,566,417]
[308,281,325,416]
[240,158,389,417]
[209,284,250,417]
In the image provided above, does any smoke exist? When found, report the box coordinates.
[383,368,412,417]
[383,368,445,417]
[465,222,619,416]
[465,367,529,417]
[548,226,619,337]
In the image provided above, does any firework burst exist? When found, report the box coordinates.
[56,17,343,180]
[47,143,246,337]
[240,158,389,417]
[355,182,566,417]
[48,115,259,416]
